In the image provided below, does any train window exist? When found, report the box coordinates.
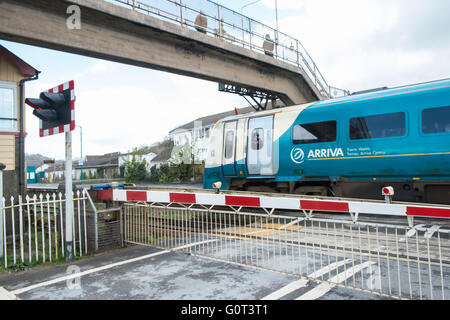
[350,112,405,140]
[224,130,234,159]
[422,106,450,134]
[293,121,336,144]
[251,128,264,150]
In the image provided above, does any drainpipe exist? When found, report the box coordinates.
[19,71,40,197]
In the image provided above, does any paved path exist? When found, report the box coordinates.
[0,245,387,300]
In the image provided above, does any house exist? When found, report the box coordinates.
[169,106,254,162]
[119,151,157,169]
[0,45,40,198]
[74,152,120,180]
[149,146,174,169]
[45,164,65,182]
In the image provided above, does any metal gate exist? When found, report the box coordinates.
[123,202,450,300]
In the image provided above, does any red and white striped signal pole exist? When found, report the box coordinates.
[26,80,76,261]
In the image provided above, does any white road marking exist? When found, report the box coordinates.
[0,287,20,300]
[261,259,352,300]
[11,239,215,296]
[295,261,376,300]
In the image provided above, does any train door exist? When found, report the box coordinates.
[222,121,237,176]
[247,116,274,175]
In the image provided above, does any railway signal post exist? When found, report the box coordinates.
[25,80,76,261]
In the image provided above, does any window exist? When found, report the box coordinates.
[0,82,17,131]
[422,106,450,134]
[224,130,234,159]
[293,121,336,144]
[350,112,405,140]
[251,128,264,150]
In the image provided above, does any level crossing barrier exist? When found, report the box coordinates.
[98,188,450,224]
[98,188,450,300]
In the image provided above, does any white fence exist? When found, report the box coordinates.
[0,190,90,269]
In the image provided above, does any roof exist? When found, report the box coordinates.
[311,78,450,109]
[220,78,450,123]
[46,165,65,172]
[26,160,43,168]
[82,152,119,168]
[120,150,156,157]
[170,106,255,133]
[151,146,173,162]
[0,45,39,77]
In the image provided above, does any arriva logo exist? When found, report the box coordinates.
[291,147,344,163]
[291,147,305,164]
[308,148,344,159]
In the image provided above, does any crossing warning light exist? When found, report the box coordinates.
[382,186,394,204]
[382,186,394,196]
[25,81,75,137]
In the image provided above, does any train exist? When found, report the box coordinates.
[203,78,450,205]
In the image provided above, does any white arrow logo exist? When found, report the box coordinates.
[291,147,305,164]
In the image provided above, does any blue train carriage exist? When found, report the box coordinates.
[203,79,450,205]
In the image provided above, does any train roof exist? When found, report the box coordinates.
[218,78,450,123]
[309,78,450,109]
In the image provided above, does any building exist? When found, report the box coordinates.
[45,164,64,182]
[26,166,36,184]
[75,152,120,180]
[169,106,254,162]
[149,146,174,169]
[119,151,157,168]
[0,45,40,198]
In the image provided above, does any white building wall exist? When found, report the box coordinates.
[170,124,213,162]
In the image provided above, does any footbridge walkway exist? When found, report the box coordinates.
[0,0,349,106]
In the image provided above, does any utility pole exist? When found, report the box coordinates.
[0,163,5,259]
[275,0,279,57]
[77,125,83,182]
[65,131,73,261]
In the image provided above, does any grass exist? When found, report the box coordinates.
[0,230,92,273]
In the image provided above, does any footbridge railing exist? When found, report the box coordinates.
[108,0,350,99]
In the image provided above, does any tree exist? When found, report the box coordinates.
[122,153,148,182]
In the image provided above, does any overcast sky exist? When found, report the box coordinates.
[2,0,449,160]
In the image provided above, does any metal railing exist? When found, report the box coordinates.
[0,190,90,269]
[107,0,350,99]
[123,203,450,300]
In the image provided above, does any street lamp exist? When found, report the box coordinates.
[77,125,83,182]
[241,0,261,14]
[274,0,279,57]
[241,0,261,48]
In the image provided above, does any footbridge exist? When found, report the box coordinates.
[0,0,348,106]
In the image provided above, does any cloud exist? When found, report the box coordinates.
[270,0,450,91]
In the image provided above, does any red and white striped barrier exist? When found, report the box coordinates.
[96,189,450,219]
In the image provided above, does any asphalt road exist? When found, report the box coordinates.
[0,245,390,301]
